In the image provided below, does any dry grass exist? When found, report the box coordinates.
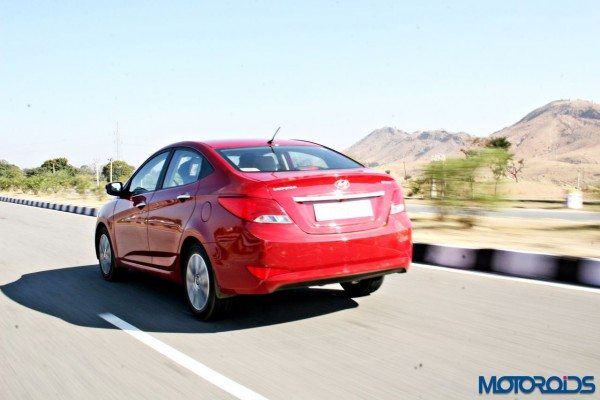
[405,198,600,212]
[411,213,600,258]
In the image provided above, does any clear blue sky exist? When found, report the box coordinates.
[1,1,599,168]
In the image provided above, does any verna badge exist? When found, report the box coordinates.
[334,179,350,190]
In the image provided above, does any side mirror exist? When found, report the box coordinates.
[105,182,124,196]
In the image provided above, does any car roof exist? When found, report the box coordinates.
[200,139,317,149]
[154,139,321,156]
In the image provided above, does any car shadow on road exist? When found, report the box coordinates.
[1,265,359,333]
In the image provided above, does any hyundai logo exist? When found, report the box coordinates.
[334,179,350,190]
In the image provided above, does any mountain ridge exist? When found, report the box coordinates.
[346,99,600,166]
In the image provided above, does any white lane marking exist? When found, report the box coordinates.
[98,313,269,400]
[412,263,600,294]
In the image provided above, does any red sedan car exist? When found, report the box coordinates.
[95,139,412,320]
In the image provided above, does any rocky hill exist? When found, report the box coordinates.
[347,100,600,166]
[491,99,600,164]
[345,127,472,165]
[346,100,600,189]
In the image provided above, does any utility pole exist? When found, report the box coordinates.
[114,122,122,161]
[108,158,113,182]
[92,158,100,187]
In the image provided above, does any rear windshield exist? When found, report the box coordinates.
[217,145,363,172]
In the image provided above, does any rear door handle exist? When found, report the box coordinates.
[136,202,147,209]
[177,193,191,202]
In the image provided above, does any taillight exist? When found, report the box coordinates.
[390,189,405,214]
[218,197,293,223]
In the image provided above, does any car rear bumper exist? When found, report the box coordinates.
[209,213,412,295]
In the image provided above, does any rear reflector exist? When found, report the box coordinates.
[246,265,289,280]
[253,215,292,223]
[218,197,292,223]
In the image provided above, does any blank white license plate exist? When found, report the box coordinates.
[313,199,373,221]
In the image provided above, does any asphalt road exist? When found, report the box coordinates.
[406,203,600,221]
[1,201,599,399]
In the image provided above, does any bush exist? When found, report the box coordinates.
[72,175,92,195]
[407,178,426,197]
[22,174,44,194]
[92,185,108,201]
[422,153,502,221]
[0,160,24,190]
[0,158,100,196]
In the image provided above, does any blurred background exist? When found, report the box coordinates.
[1,0,599,257]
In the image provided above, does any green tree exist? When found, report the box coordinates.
[78,164,95,177]
[483,148,512,195]
[485,136,512,150]
[423,154,500,221]
[462,136,516,195]
[0,160,24,190]
[486,136,513,194]
[24,167,41,177]
[506,158,525,182]
[0,160,22,178]
[102,160,135,183]
[39,157,77,175]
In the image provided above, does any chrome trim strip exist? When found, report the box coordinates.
[292,191,385,202]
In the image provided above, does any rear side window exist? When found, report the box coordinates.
[217,146,362,172]
[163,149,211,188]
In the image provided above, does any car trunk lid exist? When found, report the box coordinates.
[262,171,394,234]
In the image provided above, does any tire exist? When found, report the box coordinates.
[341,276,384,297]
[97,228,124,281]
[183,244,231,320]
